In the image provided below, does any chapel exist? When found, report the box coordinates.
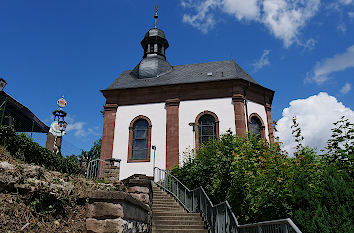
[100,12,274,180]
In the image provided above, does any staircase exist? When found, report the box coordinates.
[152,183,209,233]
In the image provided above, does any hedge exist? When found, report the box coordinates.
[0,125,81,175]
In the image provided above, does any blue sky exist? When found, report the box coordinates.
[1,0,353,155]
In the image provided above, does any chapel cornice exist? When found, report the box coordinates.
[102,79,274,107]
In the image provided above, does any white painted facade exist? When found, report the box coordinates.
[179,98,236,163]
[112,98,269,180]
[112,103,166,180]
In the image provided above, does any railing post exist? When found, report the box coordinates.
[216,207,219,233]
[284,224,289,233]
[159,169,161,185]
[205,195,208,227]
[192,191,194,211]
[177,182,179,200]
[184,188,187,205]
[199,189,202,213]
[163,171,166,188]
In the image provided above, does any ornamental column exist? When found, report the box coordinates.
[265,103,274,143]
[100,103,118,161]
[232,94,247,137]
[165,98,180,170]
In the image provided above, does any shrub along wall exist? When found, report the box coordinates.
[172,130,354,233]
[0,125,81,175]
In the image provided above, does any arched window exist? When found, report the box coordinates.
[128,116,152,162]
[249,113,265,139]
[149,43,155,53]
[195,111,219,147]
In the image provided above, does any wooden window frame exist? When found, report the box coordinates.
[248,113,266,139]
[127,115,152,163]
[195,110,220,148]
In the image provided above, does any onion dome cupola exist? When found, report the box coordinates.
[133,7,172,79]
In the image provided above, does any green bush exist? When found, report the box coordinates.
[0,125,81,175]
[172,129,354,232]
[293,168,354,233]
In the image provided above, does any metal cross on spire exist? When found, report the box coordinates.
[154,5,158,29]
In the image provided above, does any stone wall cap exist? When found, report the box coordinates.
[105,158,121,162]
[122,175,153,188]
[88,190,150,212]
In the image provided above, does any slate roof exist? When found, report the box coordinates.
[105,60,261,90]
[0,91,49,133]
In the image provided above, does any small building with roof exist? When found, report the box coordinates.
[100,12,274,179]
[0,79,49,134]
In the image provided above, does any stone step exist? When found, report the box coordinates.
[152,224,205,230]
[152,230,208,233]
[152,197,177,203]
[153,199,178,203]
[152,215,202,221]
[151,204,184,210]
[152,188,165,191]
[153,201,187,207]
[153,202,180,207]
[152,194,174,198]
[153,192,173,196]
[153,196,173,199]
[152,194,175,199]
[153,212,200,217]
[152,220,204,226]
[153,212,187,215]
[152,207,185,212]
[152,182,208,232]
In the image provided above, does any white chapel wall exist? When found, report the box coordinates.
[246,100,269,140]
[179,98,236,164]
[112,103,166,180]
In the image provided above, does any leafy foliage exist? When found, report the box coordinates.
[0,125,81,174]
[293,168,354,233]
[78,138,102,163]
[323,116,353,177]
[172,118,354,232]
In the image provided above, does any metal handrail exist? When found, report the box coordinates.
[154,167,302,233]
[86,159,106,179]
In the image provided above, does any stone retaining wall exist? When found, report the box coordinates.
[86,174,153,233]
[86,191,150,233]
[122,174,153,207]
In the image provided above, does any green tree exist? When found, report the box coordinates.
[293,168,354,233]
[323,116,354,176]
[78,138,102,162]
[172,117,354,232]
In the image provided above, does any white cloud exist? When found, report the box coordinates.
[66,121,86,137]
[181,0,320,47]
[65,116,99,137]
[348,12,354,18]
[222,0,260,20]
[340,82,352,94]
[337,23,347,32]
[181,0,221,33]
[306,45,354,84]
[252,49,271,71]
[303,38,317,50]
[276,92,354,156]
[339,0,353,5]
[329,0,354,9]
[262,0,320,47]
